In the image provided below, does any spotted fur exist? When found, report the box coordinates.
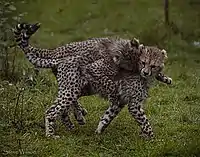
[13,23,172,138]
[95,46,169,138]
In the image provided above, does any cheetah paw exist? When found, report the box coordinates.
[46,134,60,139]
[95,129,102,134]
[139,132,154,140]
[81,108,88,116]
[66,124,75,131]
[166,77,172,85]
[77,118,86,125]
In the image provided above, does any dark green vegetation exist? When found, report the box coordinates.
[0,0,200,156]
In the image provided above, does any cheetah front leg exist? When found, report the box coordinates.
[128,100,154,139]
[156,72,172,85]
[95,76,124,133]
[95,103,125,134]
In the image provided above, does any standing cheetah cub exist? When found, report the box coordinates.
[13,23,172,138]
[95,46,170,138]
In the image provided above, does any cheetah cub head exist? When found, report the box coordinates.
[138,46,168,78]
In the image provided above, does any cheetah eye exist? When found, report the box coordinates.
[151,65,156,68]
[141,61,145,65]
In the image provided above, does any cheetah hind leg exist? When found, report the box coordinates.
[61,102,87,128]
[72,102,87,125]
[78,102,88,116]
[61,109,75,131]
[52,98,75,131]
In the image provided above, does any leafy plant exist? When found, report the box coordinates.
[0,0,26,79]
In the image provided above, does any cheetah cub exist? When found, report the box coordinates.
[95,46,170,139]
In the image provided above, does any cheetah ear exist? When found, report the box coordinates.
[130,38,140,49]
[138,44,146,54]
[161,49,168,59]
[138,44,144,49]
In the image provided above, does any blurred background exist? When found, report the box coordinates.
[0,0,200,156]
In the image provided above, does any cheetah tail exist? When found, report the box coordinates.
[18,23,41,49]
[26,22,41,36]
[13,22,41,46]
[12,23,61,68]
[13,23,29,44]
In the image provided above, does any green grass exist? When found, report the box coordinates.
[1,0,200,156]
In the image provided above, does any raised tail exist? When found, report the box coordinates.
[13,22,68,60]
[13,22,41,48]
[13,23,60,68]
[13,23,31,43]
